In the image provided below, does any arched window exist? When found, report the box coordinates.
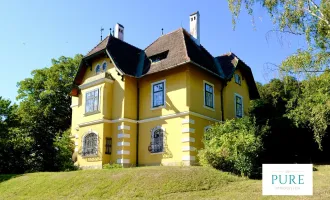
[82,132,98,156]
[95,65,101,74]
[102,62,107,71]
[150,127,164,153]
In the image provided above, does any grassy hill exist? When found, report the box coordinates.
[0,166,329,199]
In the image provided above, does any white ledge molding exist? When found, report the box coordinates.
[118,125,130,130]
[182,119,195,124]
[118,133,130,138]
[117,142,130,146]
[182,146,196,152]
[77,111,220,127]
[78,72,114,90]
[117,159,130,164]
[182,128,195,133]
[181,137,195,143]
[182,156,196,161]
[117,150,130,155]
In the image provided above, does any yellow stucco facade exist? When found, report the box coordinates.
[70,53,256,169]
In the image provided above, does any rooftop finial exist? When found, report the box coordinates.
[161,28,164,35]
[109,28,112,36]
[100,27,104,41]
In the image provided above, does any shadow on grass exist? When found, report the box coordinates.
[0,174,21,183]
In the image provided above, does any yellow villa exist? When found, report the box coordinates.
[70,11,259,169]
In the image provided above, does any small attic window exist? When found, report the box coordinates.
[96,65,101,74]
[150,50,169,63]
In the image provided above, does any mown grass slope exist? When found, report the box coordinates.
[0,166,329,199]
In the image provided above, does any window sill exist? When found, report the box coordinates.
[203,105,215,111]
[150,152,165,155]
[151,105,165,110]
[84,111,101,116]
[81,154,98,158]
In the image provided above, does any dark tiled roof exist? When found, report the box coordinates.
[85,36,110,57]
[216,52,259,99]
[107,36,142,76]
[73,28,259,99]
[144,28,189,75]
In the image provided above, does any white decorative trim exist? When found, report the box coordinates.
[78,119,104,127]
[75,134,79,139]
[182,156,196,161]
[117,142,130,146]
[182,119,195,124]
[117,150,130,155]
[151,79,166,110]
[78,76,113,90]
[118,133,130,138]
[234,93,244,118]
[203,80,215,111]
[118,125,130,130]
[182,146,196,151]
[70,104,78,108]
[75,141,78,146]
[117,159,130,164]
[78,111,220,127]
[182,128,195,133]
[181,137,195,143]
[74,147,78,152]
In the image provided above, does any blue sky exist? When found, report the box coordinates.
[0,0,306,102]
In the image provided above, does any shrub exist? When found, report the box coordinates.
[198,117,268,178]
[103,163,122,169]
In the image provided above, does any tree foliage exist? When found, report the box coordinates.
[0,54,82,173]
[198,117,268,178]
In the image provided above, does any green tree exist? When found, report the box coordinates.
[16,54,83,171]
[198,117,268,178]
[227,0,330,147]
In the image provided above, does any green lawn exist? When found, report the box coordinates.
[0,165,329,199]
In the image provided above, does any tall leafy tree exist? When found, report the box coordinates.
[16,54,82,171]
[227,0,330,147]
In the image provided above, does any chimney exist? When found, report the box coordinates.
[114,23,124,40]
[189,11,200,45]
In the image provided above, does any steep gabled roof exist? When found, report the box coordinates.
[216,52,260,99]
[72,28,259,99]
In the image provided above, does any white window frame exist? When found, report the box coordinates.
[84,87,101,115]
[234,93,243,118]
[101,61,107,72]
[203,80,215,111]
[150,126,165,154]
[204,125,212,133]
[151,80,166,110]
[82,130,99,157]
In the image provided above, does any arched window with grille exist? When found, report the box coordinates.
[149,126,164,153]
[82,132,98,156]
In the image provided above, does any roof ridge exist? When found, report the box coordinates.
[108,35,142,51]
[85,35,110,56]
[144,28,183,51]
[180,28,191,61]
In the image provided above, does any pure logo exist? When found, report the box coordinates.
[262,164,313,196]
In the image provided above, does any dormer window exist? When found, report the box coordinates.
[102,62,107,71]
[234,74,241,85]
[96,65,101,74]
[150,50,169,63]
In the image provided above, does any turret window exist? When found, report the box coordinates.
[102,62,107,71]
[96,65,101,74]
[234,74,241,85]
